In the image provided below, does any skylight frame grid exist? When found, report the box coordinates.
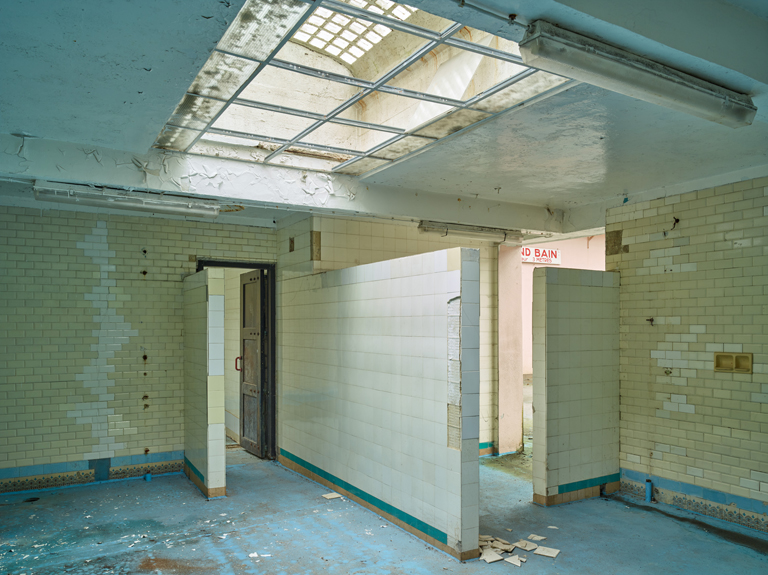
[338,78,579,177]
[206,126,368,156]
[292,0,420,65]
[330,69,559,173]
[262,20,465,163]
[181,1,317,153]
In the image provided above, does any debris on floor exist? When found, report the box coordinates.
[514,540,538,551]
[322,492,342,500]
[480,550,503,563]
[547,525,559,529]
[534,546,561,558]
[479,532,560,566]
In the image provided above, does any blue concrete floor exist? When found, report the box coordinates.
[1,448,766,574]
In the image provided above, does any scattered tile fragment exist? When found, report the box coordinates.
[505,528,513,532]
[514,540,538,551]
[481,550,503,563]
[495,538,510,545]
[248,552,259,558]
[505,555,522,567]
[479,535,494,541]
[547,526,559,529]
[322,493,342,500]
[528,534,546,541]
[534,546,561,558]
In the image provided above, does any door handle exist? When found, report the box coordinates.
[235,356,242,371]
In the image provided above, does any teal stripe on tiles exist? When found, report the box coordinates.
[558,473,620,494]
[184,456,205,483]
[479,442,495,450]
[280,449,448,545]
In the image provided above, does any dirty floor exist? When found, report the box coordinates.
[2,447,766,574]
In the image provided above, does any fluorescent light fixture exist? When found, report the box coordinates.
[419,220,522,243]
[33,181,220,218]
[518,21,757,128]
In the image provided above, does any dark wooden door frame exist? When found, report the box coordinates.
[197,260,276,460]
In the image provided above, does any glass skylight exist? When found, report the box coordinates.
[155,0,572,177]
[291,1,416,66]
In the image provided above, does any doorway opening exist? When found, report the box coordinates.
[197,260,276,461]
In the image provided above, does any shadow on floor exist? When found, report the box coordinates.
[1,448,766,574]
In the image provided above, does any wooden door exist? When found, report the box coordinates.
[240,270,265,457]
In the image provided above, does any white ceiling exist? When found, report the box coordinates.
[362,82,768,208]
[0,0,246,154]
[1,0,767,233]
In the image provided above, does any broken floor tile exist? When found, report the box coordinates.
[534,546,561,558]
[547,526,559,529]
[504,555,523,567]
[481,550,503,563]
[528,534,546,541]
[322,493,342,500]
[514,540,538,551]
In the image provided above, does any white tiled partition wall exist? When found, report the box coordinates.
[277,248,481,559]
[532,268,621,506]
[182,269,226,498]
[309,216,500,455]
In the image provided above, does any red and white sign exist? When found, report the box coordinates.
[522,247,561,264]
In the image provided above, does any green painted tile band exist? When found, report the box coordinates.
[478,442,495,450]
[184,456,205,484]
[280,449,448,545]
[558,472,620,494]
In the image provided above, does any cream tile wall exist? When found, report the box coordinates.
[277,248,480,554]
[311,215,500,452]
[0,203,275,476]
[532,268,620,498]
[606,176,768,506]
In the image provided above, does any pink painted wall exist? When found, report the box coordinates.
[521,235,605,374]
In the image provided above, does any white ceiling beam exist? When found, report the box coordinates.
[0,134,567,234]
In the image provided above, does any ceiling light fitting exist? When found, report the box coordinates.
[518,21,757,128]
[419,220,522,244]
[33,181,220,218]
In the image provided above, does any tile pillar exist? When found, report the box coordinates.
[498,245,523,454]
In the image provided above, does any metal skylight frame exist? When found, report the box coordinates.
[160,0,570,176]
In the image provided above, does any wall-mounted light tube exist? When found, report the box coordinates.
[519,21,757,128]
[34,181,220,218]
[419,220,522,244]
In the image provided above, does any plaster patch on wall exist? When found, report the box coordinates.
[65,221,138,460]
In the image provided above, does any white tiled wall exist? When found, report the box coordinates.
[310,216,500,451]
[183,270,226,492]
[532,268,620,497]
[206,271,226,490]
[183,273,208,484]
[607,175,768,502]
[277,248,480,553]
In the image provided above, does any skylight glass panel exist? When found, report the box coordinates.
[371,135,434,160]
[239,65,360,117]
[413,109,492,139]
[287,0,423,72]
[213,105,317,141]
[338,91,452,133]
[216,0,310,61]
[334,156,391,176]
[471,72,569,114]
